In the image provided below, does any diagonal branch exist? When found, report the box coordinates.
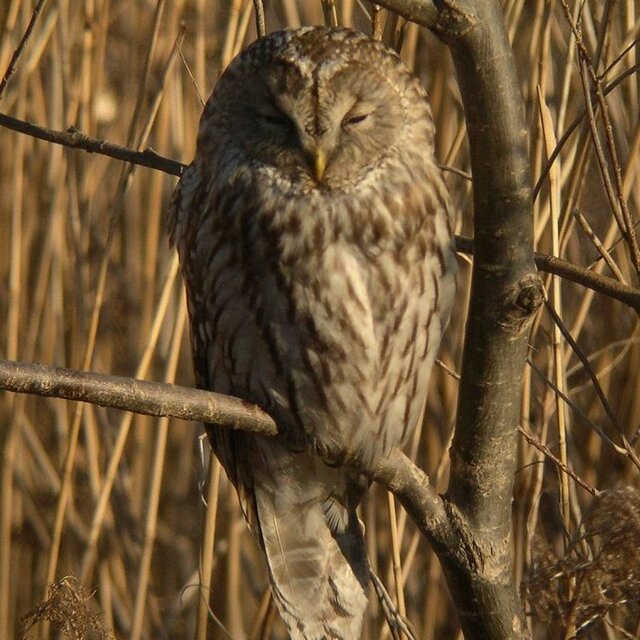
[0,112,184,176]
[0,0,49,99]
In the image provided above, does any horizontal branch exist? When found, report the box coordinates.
[456,236,640,313]
[0,359,275,435]
[0,358,455,547]
[0,112,185,176]
[535,253,640,313]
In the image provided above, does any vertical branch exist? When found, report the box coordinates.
[442,1,541,634]
[376,0,543,637]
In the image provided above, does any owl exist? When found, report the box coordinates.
[169,26,456,640]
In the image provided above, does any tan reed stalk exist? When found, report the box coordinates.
[130,294,188,640]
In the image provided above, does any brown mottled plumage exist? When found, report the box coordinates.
[169,27,456,640]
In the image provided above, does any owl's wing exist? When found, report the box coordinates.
[169,163,250,500]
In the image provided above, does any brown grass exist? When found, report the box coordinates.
[0,1,639,638]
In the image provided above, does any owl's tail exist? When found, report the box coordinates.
[250,445,369,640]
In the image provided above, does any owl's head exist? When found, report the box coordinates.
[199,27,434,191]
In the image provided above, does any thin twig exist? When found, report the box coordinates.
[177,43,206,107]
[0,0,49,99]
[0,113,184,175]
[561,1,640,275]
[532,61,640,201]
[543,302,624,439]
[572,207,627,284]
[526,357,627,455]
[518,427,597,496]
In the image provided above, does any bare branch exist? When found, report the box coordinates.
[456,236,640,314]
[0,113,184,176]
[534,253,640,313]
[0,357,455,548]
[518,427,598,496]
[0,359,276,436]
[0,0,48,99]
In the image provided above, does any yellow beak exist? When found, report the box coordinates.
[314,148,327,182]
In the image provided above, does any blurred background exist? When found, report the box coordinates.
[0,1,639,638]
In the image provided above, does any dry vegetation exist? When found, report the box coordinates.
[1,1,639,638]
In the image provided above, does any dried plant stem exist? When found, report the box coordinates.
[321,0,339,27]
[533,60,640,202]
[537,90,574,621]
[572,207,628,283]
[130,295,188,640]
[221,0,243,68]
[125,0,166,148]
[518,428,597,497]
[79,255,179,583]
[565,2,640,276]
[0,85,26,640]
[196,458,223,640]
[253,0,266,37]
[387,493,407,618]
[43,217,129,619]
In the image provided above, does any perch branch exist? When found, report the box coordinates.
[0,358,455,548]
[0,359,275,436]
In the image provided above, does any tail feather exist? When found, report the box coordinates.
[251,443,369,640]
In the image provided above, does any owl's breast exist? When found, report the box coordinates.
[183,158,455,464]
[240,185,451,463]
